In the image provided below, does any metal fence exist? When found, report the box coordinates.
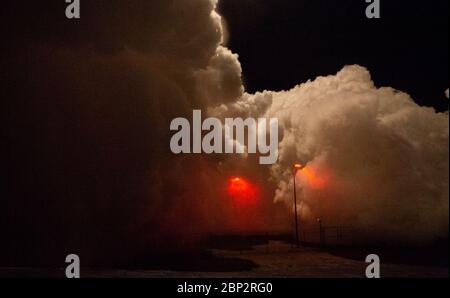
[300,225,358,246]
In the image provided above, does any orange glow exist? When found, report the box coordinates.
[298,166,328,189]
[227,177,259,206]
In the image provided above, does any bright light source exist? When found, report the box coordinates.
[294,163,304,170]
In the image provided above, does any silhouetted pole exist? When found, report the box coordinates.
[293,169,299,247]
[292,164,304,247]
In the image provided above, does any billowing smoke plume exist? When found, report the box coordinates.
[2,0,269,267]
[219,65,449,243]
[1,0,448,267]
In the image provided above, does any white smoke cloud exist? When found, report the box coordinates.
[228,65,449,243]
[121,0,448,245]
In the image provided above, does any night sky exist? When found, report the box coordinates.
[219,0,449,111]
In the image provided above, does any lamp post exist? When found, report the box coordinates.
[293,163,305,247]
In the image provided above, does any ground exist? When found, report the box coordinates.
[1,238,448,278]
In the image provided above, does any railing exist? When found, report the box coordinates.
[300,224,358,246]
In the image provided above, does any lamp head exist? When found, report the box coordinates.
[293,163,305,171]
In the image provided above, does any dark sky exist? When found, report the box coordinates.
[219,0,449,111]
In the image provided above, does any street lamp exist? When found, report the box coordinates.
[293,163,305,247]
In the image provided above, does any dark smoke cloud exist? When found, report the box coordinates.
[2,0,284,267]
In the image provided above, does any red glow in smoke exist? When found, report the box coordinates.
[227,177,259,206]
